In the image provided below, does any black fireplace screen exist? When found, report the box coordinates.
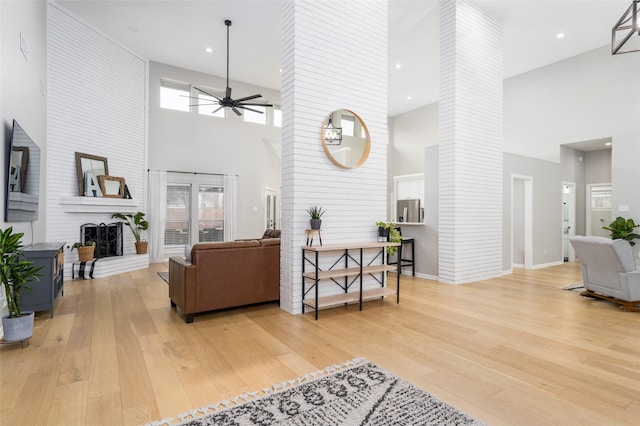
[80,223,123,259]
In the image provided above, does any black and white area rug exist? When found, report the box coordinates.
[147,358,485,426]
[158,272,169,284]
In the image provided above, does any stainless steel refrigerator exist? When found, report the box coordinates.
[397,199,421,223]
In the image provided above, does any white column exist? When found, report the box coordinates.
[439,0,503,283]
[280,0,388,313]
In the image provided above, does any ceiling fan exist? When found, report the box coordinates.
[192,20,273,116]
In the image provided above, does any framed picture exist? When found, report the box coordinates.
[98,176,125,198]
[75,152,109,196]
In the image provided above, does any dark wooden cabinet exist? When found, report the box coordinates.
[20,242,65,318]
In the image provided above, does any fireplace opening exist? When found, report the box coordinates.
[80,223,123,259]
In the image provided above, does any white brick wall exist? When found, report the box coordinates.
[280,0,388,313]
[46,3,147,278]
[439,0,503,283]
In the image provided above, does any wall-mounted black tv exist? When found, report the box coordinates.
[5,119,40,222]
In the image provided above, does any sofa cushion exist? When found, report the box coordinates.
[261,229,281,239]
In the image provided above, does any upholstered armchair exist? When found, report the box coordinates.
[569,235,640,311]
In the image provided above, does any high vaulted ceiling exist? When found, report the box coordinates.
[58,0,632,116]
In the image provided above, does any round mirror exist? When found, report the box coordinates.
[321,109,371,169]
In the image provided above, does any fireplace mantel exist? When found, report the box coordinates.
[59,196,141,214]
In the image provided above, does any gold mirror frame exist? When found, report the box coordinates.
[321,109,371,169]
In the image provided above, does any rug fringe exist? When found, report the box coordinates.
[146,357,368,426]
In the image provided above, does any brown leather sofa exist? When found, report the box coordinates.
[168,237,280,323]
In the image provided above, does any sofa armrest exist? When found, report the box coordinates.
[168,256,197,319]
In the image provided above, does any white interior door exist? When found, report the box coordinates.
[562,182,576,262]
[586,184,612,237]
[264,188,279,230]
[511,175,533,270]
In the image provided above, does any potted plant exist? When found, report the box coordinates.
[112,211,149,254]
[71,241,95,262]
[376,221,402,254]
[603,216,640,246]
[0,227,43,342]
[307,206,325,230]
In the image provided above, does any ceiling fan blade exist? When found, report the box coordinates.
[236,105,264,114]
[193,87,222,100]
[189,103,219,107]
[212,106,224,114]
[232,106,242,116]
[240,102,274,107]
[234,94,262,102]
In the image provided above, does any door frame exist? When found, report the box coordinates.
[511,174,533,269]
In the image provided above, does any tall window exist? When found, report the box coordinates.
[244,105,267,125]
[164,174,225,248]
[160,79,190,112]
[197,88,225,118]
[165,184,191,245]
[199,185,224,242]
[273,105,282,128]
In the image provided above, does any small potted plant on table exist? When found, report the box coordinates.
[0,227,43,344]
[376,221,401,255]
[307,206,325,230]
[112,211,149,254]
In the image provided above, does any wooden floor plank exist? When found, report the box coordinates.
[1,261,639,425]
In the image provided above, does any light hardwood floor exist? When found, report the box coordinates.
[1,262,639,425]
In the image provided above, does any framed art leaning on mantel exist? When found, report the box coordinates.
[98,176,125,198]
[75,152,109,196]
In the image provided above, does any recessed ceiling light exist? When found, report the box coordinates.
[205,47,213,53]
[605,142,612,146]
[395,63,402,69]
[556,33,565,39]
[407,96,412,100]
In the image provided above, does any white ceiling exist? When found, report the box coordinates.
[58,0,631,117]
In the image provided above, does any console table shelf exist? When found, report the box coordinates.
[302,242,401,319]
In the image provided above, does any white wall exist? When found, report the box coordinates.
[148,62,281,241]
[504,46,639,164]
[0,0,47,335]
[46,3,148,278]
[1,0,47,241]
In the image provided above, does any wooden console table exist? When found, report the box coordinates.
[302,242,401,320]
